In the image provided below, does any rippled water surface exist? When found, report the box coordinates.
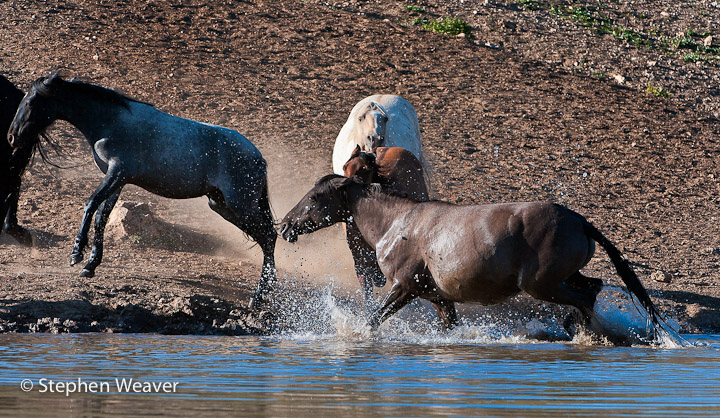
[0,331,718,417]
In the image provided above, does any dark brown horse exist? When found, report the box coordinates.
[342,146,429,300]
[0,74,33,246]
[280,175,665,344]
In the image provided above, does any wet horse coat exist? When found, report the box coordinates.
[8,73,276,306]
[280,176,663,343]
[342,146,429,299]
[0,74,32,245]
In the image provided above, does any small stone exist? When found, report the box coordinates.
[651,270,672,283]
[704,35,713,48]
[647,60,656,67]
[613,74,626,84]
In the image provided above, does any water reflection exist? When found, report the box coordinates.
[0,334,718,416]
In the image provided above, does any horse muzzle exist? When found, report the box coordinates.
[279,221,298,243]
[368,135,385,150]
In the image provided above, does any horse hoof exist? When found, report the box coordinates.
[80,269,95,278]
[70,253,83,266]
[248,294,265,310]
[367,317,380,331]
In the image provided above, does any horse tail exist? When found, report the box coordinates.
[257,157,277,227]
[582,220,660,325]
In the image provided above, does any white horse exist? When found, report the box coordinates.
[332,95,428,176]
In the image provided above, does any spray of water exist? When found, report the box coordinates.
[590,284,693,348]
[265,275,695,348]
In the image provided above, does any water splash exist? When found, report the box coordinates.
[271,279,572,346]
[269,274,698,348]
[591,284,693,348]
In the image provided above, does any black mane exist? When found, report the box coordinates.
[314,172,415,201]
[31,72,152,109]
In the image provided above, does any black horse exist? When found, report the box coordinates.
[8,73,277,307]
[0,74,32,246]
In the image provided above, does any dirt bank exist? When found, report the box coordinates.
[0,0,718,335]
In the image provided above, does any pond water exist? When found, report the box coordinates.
[0,328,718,417]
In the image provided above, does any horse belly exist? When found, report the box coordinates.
[429,252,521,304]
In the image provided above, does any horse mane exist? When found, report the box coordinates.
[31,72,152,109]
[365,182,414,201]
[313,174,345,197]
[365,180,450,208]
[18,72,143,169]
[315,173,444,205]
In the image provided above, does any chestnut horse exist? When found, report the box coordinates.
[280,175,667,344]
[342,146,429,300]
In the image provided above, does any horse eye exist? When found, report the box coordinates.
[358,116,364,121]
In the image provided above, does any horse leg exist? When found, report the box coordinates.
[208,187,277,309]
[520,270,600,311]
[566,273,603,294]
[563,272,636,345]
[346,221,385,302]
[368,279,415,330]
[521,271,603,335]
[3,193,32,246]
[71,167,125,267]
[430,298,458,330]
[80,188,122,278]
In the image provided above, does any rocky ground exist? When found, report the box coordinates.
[0,0,718,336]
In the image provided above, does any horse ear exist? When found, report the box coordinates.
[350,145,361,158]
[370,102,388,118]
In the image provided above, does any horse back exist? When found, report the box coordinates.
[410,201,591,302]
[106,103,265,197]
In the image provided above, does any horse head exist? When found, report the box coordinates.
[279,174,356,242]
[8,72,62,150]
[354,101,388,151]
[342,145,379,183]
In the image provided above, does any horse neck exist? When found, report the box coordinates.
[54,88,128,145]
[347,186,416,247]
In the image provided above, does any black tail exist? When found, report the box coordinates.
[583,221,660,325]
[258,157,276,228]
